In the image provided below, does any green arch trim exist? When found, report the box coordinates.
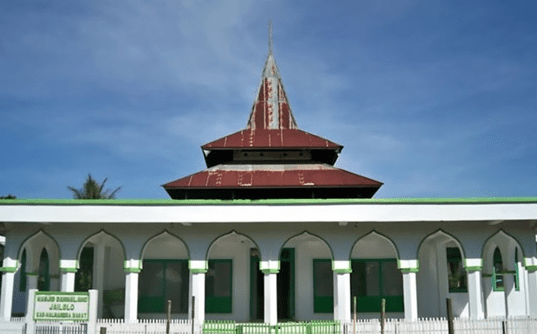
[76,229,127,265]
[480,229,527,267]
[205,230,262,261]
[416,228,467,261]
[139,229,191,261]
[349,230,401,261]
[279,230,334,261]
[16,229,62,269]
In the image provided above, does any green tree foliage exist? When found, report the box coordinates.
[0,195,16,199]
[68,174,121,199]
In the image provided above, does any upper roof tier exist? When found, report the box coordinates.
[202,51,340,152]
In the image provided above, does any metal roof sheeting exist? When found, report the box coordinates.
[163,164,382,189]
[202,129,342,150]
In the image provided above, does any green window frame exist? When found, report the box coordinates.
[75,247,94,292]
[313,259,333,313]
[138,259,189,313]
[514,251,520,291]
[446,247,467,293]
[206,259,232,314]
[19,250,27,292]
[492,247,504,291]
[351,259,403,313]
[38,248,50,291]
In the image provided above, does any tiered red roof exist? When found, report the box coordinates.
[163,43,382,200]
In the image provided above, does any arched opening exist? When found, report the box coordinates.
[13,231,60,315]
[206,231,258,322]
[138,232,190,318]
[38,248,50,291]
[482,231,526,317]
[77,231,125,319]
[417,230,466,318]
[351,232,402,317]
[280,232,332,321]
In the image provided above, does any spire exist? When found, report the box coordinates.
[246,23,298,130]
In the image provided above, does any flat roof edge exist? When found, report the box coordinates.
[1,197,537,206]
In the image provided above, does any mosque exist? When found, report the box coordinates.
[1,33,537,326]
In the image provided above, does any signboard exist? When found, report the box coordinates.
[34,292,90,321]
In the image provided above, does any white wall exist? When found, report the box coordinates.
[294,238,332,321]
[205,235,252,322]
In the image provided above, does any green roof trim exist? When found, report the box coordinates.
[1,197,537,206]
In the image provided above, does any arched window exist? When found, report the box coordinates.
[19,250,27,292]
[38,248,50,291]
[492,247,504,291]
[514,249,520,291]
[446,247,467,292]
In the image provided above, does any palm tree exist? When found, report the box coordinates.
[68,174,121,199]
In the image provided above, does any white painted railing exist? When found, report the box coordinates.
[96,318,192,334]
[343,316,537,334]
[0,317,26,333]
[2,316,537,334]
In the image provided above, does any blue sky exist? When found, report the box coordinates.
[1,0,536,199]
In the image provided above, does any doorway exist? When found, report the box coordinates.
[250,248,295,321]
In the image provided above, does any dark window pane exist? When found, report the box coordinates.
[314,260,333,297]
[381,261,402,296]
[446,247,467,292]
[165,262,189,313]
[207,260,231,297]
[140,262,164,297]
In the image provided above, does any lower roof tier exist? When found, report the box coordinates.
[163,164,382,200]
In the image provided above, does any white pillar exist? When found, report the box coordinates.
[334,272,351,321]
[402,270,418,320]
[60,260,78,292]
[27,273,38,291]
[504,274,516,316]
[0,271,16,320]
[60,271,76,292]
[191,273,206,326]
[189,260,207,331]
[93,244,106,318]
[264,271,278,325]
[124,271,139,323]
[526,269,537,316]
[467,269,485,319]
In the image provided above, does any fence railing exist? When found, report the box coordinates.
[2,317,537,334]
[96,318,192,334]
[204,320,341,334]
[341,316,537,334]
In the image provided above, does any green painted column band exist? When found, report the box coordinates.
[0,266,18,273]
[333,269,352,274]
[465,266,483,272]
[332,260,351,271]
[525,265,537,271]
[60,267,78,273]
[400,268,419,273]
[190,268,208,274]
[124,267,142,273]
[188,261,208,270]
[261,269,280,274]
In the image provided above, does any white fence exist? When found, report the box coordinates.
[343,316,537,334]
[96,319,192,334]
[1,317,537,334]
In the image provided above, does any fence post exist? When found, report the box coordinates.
[446,298,454,334]
[380,298,385,334]
[191,296,195,334]
[166,299,172,334]
[353,296,357,334]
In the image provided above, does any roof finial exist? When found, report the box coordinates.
[268,19,273,55]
